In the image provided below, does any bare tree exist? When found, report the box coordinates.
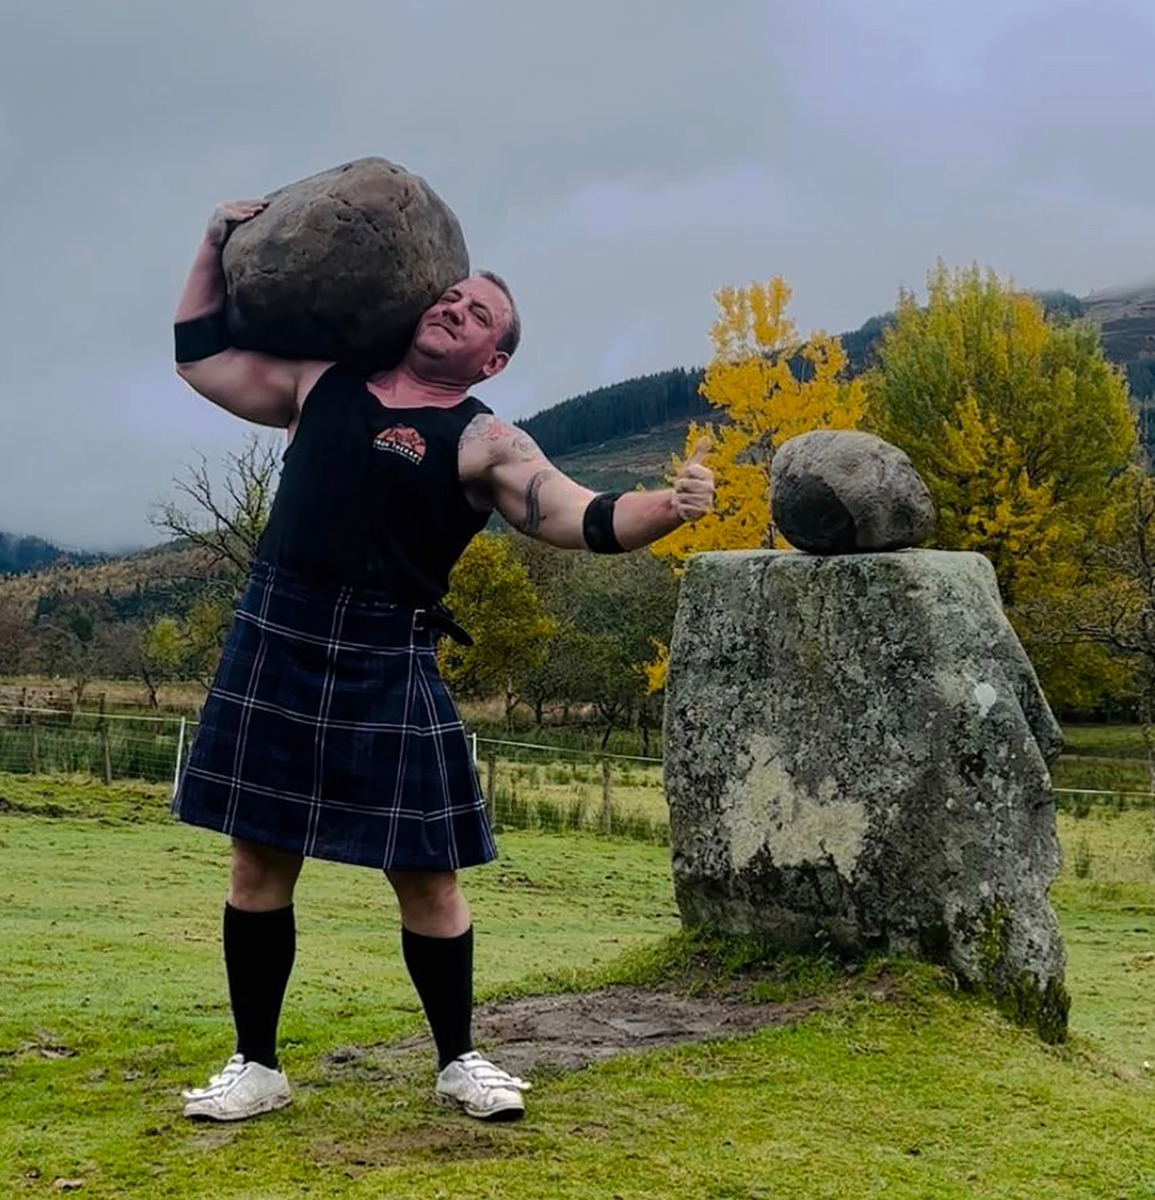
[148,433,282,692]
[149,433,281,598]
[36,606,100,704]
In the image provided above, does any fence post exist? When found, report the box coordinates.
[30,713,40,776]
[172,716,187,801]
[574,758,588,829]
[600,757,613,835]
[18,687,27,726]
[471,731,478,767]
[99,693,112,785]
[485,751,497,824]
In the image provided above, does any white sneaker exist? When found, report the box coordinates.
[181,1053,292,1121]
[435,1051,531,1121]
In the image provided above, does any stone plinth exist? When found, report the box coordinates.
[664,549,1068,1040]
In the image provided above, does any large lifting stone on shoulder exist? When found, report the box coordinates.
[221,157,470,370]
[663,549,1069,1042]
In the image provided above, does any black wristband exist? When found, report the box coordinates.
[175,309,230,363]
[583,491,625,554]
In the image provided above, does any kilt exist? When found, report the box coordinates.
[172,557,498,872]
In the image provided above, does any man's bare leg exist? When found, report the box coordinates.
[386,868,470,936]
[230,837,304,911]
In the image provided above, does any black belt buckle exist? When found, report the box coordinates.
[414,605,474,648]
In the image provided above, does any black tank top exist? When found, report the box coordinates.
[256,363,495,603]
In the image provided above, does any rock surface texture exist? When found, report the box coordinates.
[771,430,935,553]
[664,549,1069,1041]
[221,157,470,369]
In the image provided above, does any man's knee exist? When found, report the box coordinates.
[386,869,458,912]
[229,838,303,911]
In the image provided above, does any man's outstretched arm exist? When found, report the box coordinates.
[174,200,328,429]
[462,416,714,551]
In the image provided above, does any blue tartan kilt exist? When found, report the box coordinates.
[172,557,498,873]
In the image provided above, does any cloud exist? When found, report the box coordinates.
[1,0,1152,547]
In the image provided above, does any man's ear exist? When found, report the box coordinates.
[477,350,510,382]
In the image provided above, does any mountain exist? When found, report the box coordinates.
[0,532,109,576]
[1081,280,1155,402]
[0,540,227,619]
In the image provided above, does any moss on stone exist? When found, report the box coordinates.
[996,973,1071,1045]
[976,900,1011,981]
[956,899,1070,1044]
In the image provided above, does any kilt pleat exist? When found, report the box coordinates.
[172,557,498,872]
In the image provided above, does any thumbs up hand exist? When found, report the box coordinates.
[672,436,715,523]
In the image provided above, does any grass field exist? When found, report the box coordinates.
[1060,724,1150,759]
[3,774,1155,1198]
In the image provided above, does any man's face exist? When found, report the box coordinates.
[408,276,512,383]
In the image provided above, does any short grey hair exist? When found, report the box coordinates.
[475,269,521,358]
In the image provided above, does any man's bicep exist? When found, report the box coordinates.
[175,349,304,428]
[493,457,594,548]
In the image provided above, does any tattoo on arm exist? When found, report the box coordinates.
[514,469,554,535]
[459,413,503,447]
[509,431,540,461]
[460,414,543,462]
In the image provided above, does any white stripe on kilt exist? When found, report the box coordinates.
[222,566,277,833]
[303,588,350,858]
[235,608,414,655]
[201,686,464,734]
[414,651,461,870]
[179,763,483,818]
[381,610,422,869]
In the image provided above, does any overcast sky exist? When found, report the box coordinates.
[3,0,1153,551]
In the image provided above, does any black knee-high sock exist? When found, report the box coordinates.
[401,925,474,1070]
[222,902,295,1070]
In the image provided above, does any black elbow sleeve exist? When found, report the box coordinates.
[583,491,625,554]
[175,309,231,364]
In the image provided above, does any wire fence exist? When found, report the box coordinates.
[2,703,1153,854]
[0,705,668,842]
[0,703,188,791]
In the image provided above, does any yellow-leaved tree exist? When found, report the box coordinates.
[866,262,1138,710]
[645,276,867,691]
[654,277,866,562]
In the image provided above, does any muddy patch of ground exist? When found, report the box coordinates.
[311,1122,529,1170]
[324,983,847,1080]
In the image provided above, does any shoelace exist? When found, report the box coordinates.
[454,1052,532,1092]
[184,1054,249,1098]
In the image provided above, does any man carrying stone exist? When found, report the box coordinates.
[171,198,715,1123]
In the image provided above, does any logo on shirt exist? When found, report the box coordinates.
[372,425,427,464]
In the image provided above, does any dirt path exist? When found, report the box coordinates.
[325,984,834,1079]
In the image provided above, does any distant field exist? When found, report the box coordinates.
[1059,723,1149,760]
[0,676,207,716]
[1,683,1152,804]
[4,681,1147,772]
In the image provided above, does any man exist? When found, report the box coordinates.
[171,198,715,1124]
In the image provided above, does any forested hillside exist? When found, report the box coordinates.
[0,532,107,576]
[516,367,709,457]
